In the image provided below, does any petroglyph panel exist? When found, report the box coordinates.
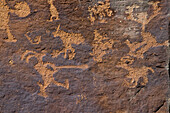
[116,1,168,87]
[0,0,168,112]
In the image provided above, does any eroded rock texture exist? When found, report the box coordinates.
[0,0,169,113]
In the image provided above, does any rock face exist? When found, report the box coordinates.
[0,0,169,113]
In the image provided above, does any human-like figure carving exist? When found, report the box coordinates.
[0,0,30,42]
[21,50,89,97]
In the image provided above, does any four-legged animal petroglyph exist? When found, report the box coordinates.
[124,2,168,59]
[0,0,30,42]
[21,50,89,97]
[116,56,154,88]
[52,25,85,60]
[116,1,168,87]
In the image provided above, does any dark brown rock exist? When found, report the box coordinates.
[0,0,169,113]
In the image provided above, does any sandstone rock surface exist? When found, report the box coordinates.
[0,0,169,113]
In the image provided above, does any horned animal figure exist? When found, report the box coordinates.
[52,25,85,60]
[116,55,154,88]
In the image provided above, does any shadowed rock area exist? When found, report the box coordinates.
[0,0,169,112]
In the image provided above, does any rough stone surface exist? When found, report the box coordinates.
[0,0,169,113]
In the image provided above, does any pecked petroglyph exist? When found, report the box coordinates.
[117,1,168,88]
[53,64,89,70]
[52,25,85,60]
[125,32,168,59]
[88,0,113,24]
[21,24,88,97]
[47,0,59,21]
[125,1,161,31]
[21,50,69,97]
[0,0,30,42]
[124,1,168,59]
[90,30,115,62]
[11,2,31,17]
[76,94,87,104]
[116,56,154,88]
[25,33,41,45]
[21,50,89,97]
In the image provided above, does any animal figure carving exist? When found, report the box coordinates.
[52,25,85,60]
[124,2,168,58]
[125,1,161,31]
[21,50,89,97]
[90,30,115,62]
[116,56,154,87]
[117,1,168,88]
[0,0,30,42]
